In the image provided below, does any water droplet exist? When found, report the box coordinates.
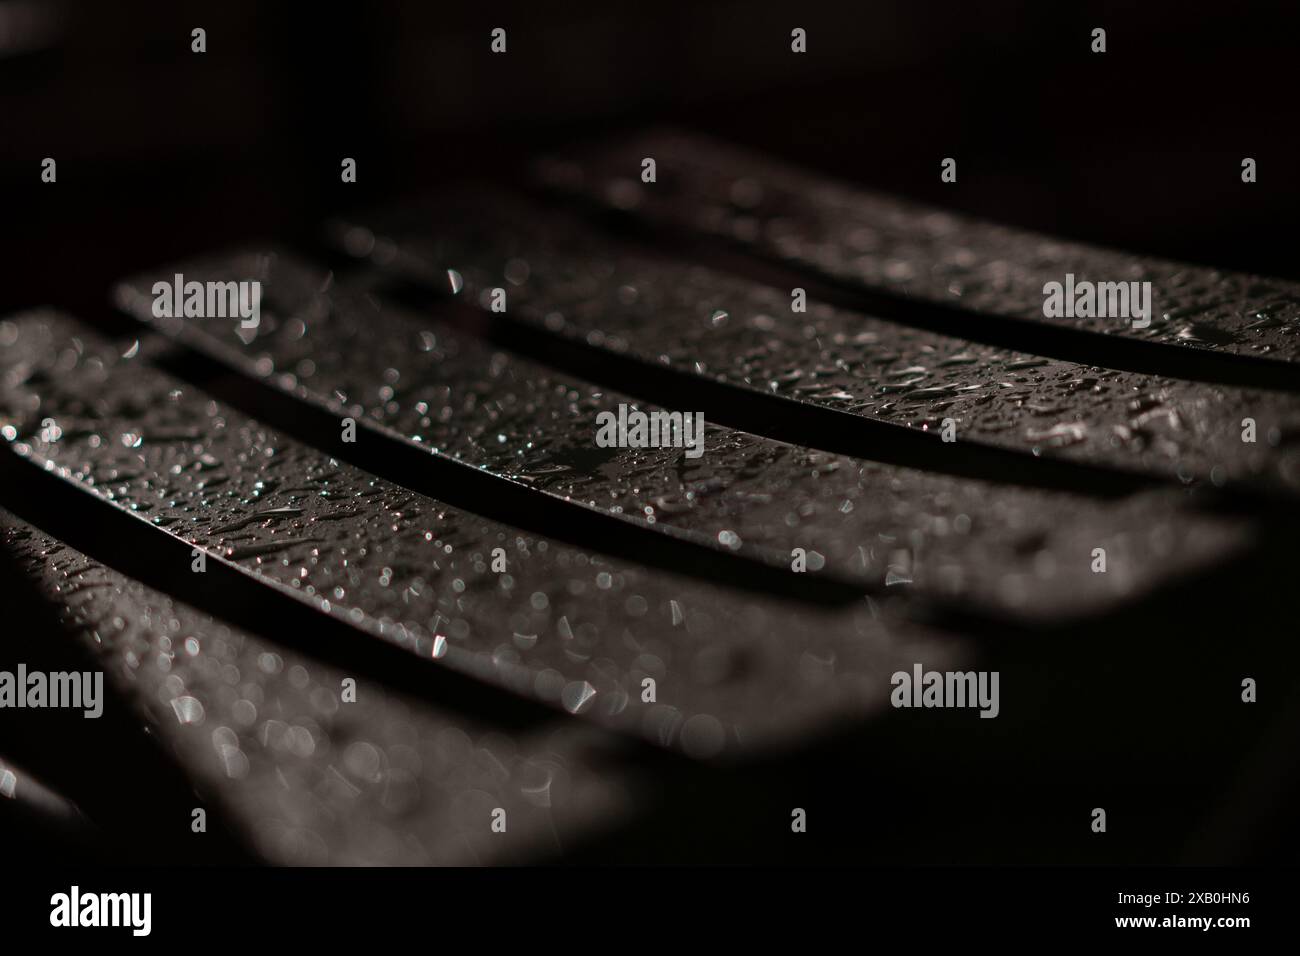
[561,680,597,714]
[170,695,205,725]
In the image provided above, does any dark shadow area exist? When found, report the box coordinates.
[0,531,254,864]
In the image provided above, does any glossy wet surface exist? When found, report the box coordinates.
[113,254,1249,619]
[326,191,1300,495]
[1,509,637,864]
[5,128,1299,866]
[536,129,1300,365]
[1,311,960,756]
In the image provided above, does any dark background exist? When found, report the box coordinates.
[4,0,1300,325]
[4,1,1300,868]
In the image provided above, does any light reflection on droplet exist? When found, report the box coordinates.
[170,695,205,725]
[561,680,596,714]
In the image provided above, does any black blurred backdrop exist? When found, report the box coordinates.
[4,0,1300,326]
